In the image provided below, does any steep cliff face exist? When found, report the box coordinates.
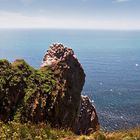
[0,43,99,134]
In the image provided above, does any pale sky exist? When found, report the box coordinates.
[0,0,140,30]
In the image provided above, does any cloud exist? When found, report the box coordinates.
[20,0,32,5]
[82,0,88,2]
[0,11,140,30]
[0,11,49,28]
[114,0,129,3]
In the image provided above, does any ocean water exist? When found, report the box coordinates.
[0,29,140,131]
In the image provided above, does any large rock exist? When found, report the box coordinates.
[41,43,85,128]
[74,95,100,134]
[0,59,33,122]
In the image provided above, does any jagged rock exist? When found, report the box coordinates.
[73,95,99,134]
[42,43,86,128]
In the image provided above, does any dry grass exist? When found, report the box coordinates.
[0,121,139,140]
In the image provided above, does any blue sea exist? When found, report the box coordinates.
[0,29,140,131]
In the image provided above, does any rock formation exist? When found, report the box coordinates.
[42,43,99,134]
[0,43,99,135]
[74,95,99,134]
[42,43,85,128]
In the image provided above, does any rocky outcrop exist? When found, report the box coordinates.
[74,95,99,134]
[41,43,85,128]
[0,43,99,135]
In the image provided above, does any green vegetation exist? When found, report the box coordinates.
[0,59,57,123]
[0,121,139,140]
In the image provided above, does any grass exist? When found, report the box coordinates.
[0,121,74,140]
[0,121,139,140]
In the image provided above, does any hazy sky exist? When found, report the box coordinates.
[0,0,140,29]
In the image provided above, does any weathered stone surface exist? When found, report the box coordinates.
[42,43,86,128]
[74,95,100,134]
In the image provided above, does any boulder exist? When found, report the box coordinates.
[73,95,100,134]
